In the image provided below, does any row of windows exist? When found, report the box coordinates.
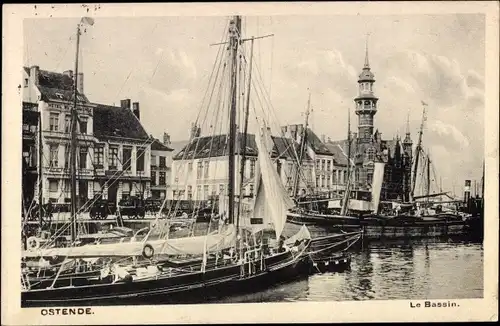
[359,82,373,92]
[316,170,350,187]
[47,144,146,172]
[47,180,146,199]
[172,184,255,200]
[287,163,314,182]
[151,171,167,186]
[315,159,334,172]
[356,100,376,109]
[49,112,88,134]
[151,155,167,167]
[193,159,257,180]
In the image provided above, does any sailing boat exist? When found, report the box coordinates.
[285,102,477,240]
[21,15,313,307]
[286,106,367,231]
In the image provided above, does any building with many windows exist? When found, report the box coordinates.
[22,101,40,208]
[280,124,353,196]
[91,100,152,204]
[169,130,313,201]
[23,66,97,208]
[22,65,153,208]
[150,132,174,199]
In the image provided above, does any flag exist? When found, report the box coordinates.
[81,17,95,26]
[421,100,428,106]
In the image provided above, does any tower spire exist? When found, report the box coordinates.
[364,33,370,69]
[406,112,410,135]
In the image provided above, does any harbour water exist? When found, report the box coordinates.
[214,238,484,303]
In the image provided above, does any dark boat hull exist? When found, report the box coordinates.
[287,211,475,240]
[22,249,311,307]
[360,220,468,240]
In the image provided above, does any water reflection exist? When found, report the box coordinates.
[213,238,483,303]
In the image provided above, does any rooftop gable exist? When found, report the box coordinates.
[93,104,149,141]
[24,67,89,103]
[151,138,174,152]
[173,132,311,161]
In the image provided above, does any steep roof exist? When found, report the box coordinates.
[305,128,333,156]
[325,141,349,166]
[24,67,89,103]
[173,132,311,161]
[151,138,174,152]
[93,104,149,141]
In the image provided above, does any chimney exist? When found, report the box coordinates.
[297,124,304,137]
[321,134,326,143]
[63,70,73,79]
[30,65,40,86]
[190,123,201,140]
[132,102,140,120]
[120,99,131,110]
[280,126,287,137]
[163,132,171,145]
[76,72,84,94]
[464,180,471,206]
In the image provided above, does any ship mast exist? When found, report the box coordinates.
[410,102,427,201]
[38,109,44,227]
[293,93,311,198]
[237,35,254,232]
[227,16,241,228]
[426,153,431,203]
[341,107,352,216]
[69,22,82,242]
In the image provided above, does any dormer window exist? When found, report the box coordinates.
[55,93,64,100]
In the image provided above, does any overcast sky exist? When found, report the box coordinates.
[24,14,485,195]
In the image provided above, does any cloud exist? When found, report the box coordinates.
[428,120,470,151]
[138,86,198,140]
[385,76,416,94]
[380,50,483,110]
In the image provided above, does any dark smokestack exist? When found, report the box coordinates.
[132,102,140,120]
[464,179,471,206]
[120,99,131,110]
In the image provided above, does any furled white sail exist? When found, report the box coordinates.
[253,123,295,239]
[23,225,237,259]
[371,162,385,214]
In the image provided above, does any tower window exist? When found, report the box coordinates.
[367,148,375,161]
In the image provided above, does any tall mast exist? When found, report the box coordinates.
[70,22,81,242]
[411,103,427,200]
[481,160,485,198]
[38,109,43,227]
[227,16,241,226]
[341,107,352,216]
[293,93,311,197]
[237,35,254,233]
[426,153,431,201]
